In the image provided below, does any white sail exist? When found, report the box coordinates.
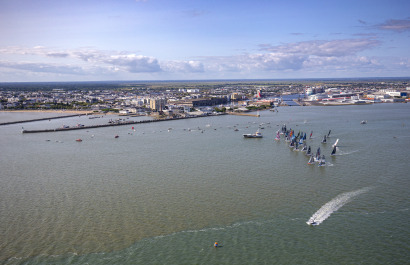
[308,154,315,164]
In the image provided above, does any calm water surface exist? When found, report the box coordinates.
[0,104,409,264]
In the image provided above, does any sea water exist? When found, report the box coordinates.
[0,104,409,264]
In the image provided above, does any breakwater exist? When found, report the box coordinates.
[21,113,226,133]
[0,113,93,126]
[228,112,260,117]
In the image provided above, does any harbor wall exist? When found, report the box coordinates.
[21,114,226,133]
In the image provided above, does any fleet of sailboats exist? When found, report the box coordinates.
[274,124,342,167]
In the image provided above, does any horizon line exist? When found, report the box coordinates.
[1,76,410,84]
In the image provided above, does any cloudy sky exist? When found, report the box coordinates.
[1,0,409,81]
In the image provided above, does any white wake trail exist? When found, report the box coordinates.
[307,187,371,226]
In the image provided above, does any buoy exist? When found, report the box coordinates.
[214,242,218,247]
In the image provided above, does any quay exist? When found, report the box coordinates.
[21,113,226,133]
[0,113,93,126]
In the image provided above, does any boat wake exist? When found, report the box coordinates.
[333,150,359,156]
[307,187,371,226]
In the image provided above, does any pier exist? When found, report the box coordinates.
[21,113,226,133]
[228,112,260,117]
[0,113,94,126]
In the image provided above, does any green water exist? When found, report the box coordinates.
[0,104,409,264]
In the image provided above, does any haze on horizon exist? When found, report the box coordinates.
[0,0,409,82]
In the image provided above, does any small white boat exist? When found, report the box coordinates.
[243,131,263,138]
[307,220,318,226]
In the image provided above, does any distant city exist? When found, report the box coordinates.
[1,79,409,117]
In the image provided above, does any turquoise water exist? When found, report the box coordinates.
[0,104,409,264]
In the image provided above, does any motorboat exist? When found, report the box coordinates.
[243,131,263,138]
[307,220,318,226]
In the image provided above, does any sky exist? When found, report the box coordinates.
[0,0,409,82]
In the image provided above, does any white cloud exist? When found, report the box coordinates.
[161,60,204,73]
[377,19,410,32]
[201,38,383,76]
[248,53,307,71]
[259,38,380,57]
[0,61,86,75]
[46,52,70,58]
[303,55,381,71]
[104,54,161,73]
[0,36,407,80]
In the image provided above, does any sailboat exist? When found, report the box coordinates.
[331,145,337,156]
[321,135,327,144]
[332,139,339,147]
[315,147,321,161]
[275,131,280,141]
[301,144,307,152]
[318,155,326,167]
[308,154,315,165]
[281,125,286,134]
[305,146,312,156]
[309,131,313,139]
[327,130,331,137]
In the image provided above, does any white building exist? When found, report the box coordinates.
[308,94,328,101]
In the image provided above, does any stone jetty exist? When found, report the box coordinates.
[21,113,226,133]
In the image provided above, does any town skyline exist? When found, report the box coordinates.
[1,0,410,82]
